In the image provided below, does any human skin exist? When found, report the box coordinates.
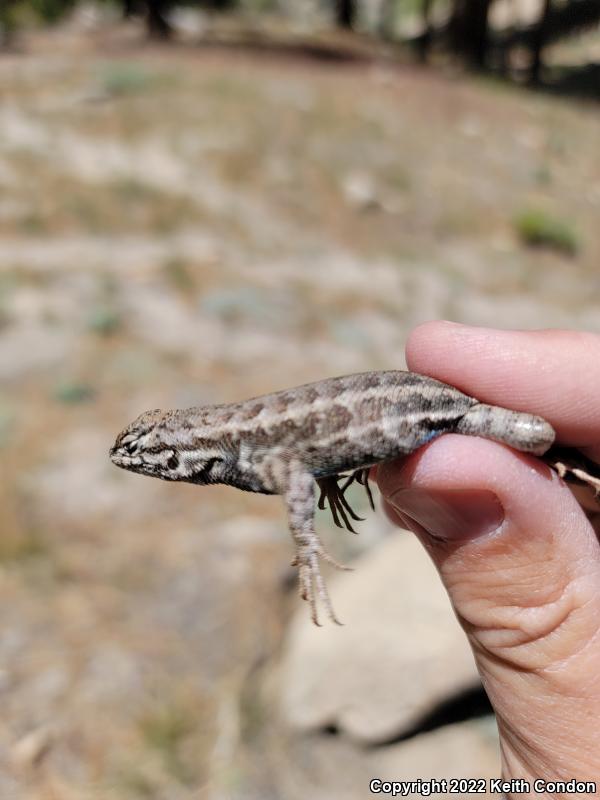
[376,322,600,793]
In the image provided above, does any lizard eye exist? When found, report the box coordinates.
[167,454,179,470]
[124,441,137,455]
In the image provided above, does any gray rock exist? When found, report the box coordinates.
[275,719,500,800]
[10,725,54,771]
[279,533,480,743]
[341,171,380,211]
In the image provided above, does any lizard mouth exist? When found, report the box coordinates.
[109,447,171,479]
[109,445,128,467]
[109,447,145,471]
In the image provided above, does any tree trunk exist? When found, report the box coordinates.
[418,0,433,61]
[0,1,17,48]
[449,0,491,68]
[146,0,171,38]
[530,0,552,83]
[336,0,356,29]
[378,0,396,39]
[123,0,138,18]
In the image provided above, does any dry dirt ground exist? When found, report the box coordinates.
[1,13,599,800]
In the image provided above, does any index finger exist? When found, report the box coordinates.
[406,322,600,449]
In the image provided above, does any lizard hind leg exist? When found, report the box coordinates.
[290,520,351,626]
[286,468,351,625]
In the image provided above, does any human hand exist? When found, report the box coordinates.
[377,322,600,790]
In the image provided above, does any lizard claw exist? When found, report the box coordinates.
[317,544,353,572]
[317,475,364,534]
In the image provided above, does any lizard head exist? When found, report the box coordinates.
[109,409,180,480]
[109,408,231,485]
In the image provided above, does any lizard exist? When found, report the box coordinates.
[109,370,599,626]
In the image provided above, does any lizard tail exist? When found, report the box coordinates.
[456,403,555,456]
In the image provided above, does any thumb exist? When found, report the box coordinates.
[377,434,600,784]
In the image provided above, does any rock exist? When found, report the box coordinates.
[341,171,380,211]
[11,725,54,770]
[458,115,484,139]
[276,718,500,800]
[279,533,480,743]
[169,7,210,37]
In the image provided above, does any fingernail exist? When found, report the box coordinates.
[389,489,504,541]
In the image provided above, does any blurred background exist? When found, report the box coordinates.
[0,0,599,797]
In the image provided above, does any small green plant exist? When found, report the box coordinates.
[139,703,195,784]
[19,212,47,235]
[25,0,75,24]
[533,164,552,186]
[162,257,195,293]
[514,209,579,256]
[101,64,153,97]
[0,530,47,562]
[53,381,95,404]
[115,767,156,799]
[112,178,154,201]
[387,167,411,192]
[87,305,121,336]
[0,2,19,45]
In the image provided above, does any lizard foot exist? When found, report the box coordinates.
[545,447,600,501]
[291,538,351,626]
[341,468,375,511]
[544,447,600,521]
[317,472,372,533]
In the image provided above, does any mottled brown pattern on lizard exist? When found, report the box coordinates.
[110,370,556,625]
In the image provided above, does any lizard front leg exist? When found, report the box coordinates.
[284,467,352,625]
[317,475,364,533]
